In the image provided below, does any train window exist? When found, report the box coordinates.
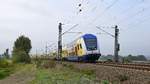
[80,44,82,49]
[84,38,97,50]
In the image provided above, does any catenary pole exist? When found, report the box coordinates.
[114,25,120,63]
[58,23,62,60]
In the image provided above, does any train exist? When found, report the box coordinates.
[62,34,101,62]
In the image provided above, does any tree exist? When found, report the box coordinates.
[124,54,147,62]
[136,55,147,61]
[14,36,32,54]
[12,35,32,63]
[4,49,9,59]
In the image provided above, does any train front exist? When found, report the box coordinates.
[82,34,101,62]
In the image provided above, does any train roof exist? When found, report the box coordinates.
[82,34,97,39]
[66,34,97,47]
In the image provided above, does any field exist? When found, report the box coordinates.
[0,60,98,84]
[30,60,98,84]
[0,60,150,84]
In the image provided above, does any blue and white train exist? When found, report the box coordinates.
[62,34,101,62]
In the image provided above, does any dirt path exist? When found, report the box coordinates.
[0,64,36,84]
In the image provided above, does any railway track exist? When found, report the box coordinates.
[32,58,150,71]
[96,62,150,71]
[60,61,150,71]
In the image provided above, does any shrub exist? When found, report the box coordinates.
[0,59,13,68]
[102,80,109,84]
[0,59,14,79]
[42,61,56,69]
[118,74,129,82]
[36,60,56,69]
[62,63,75,70]
[12,50,31,63]
[80,69,95,76]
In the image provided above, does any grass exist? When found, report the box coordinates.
[0,59,14,79]
[0,59,27,80]
[30,62,97,84]
[0,68,13,79]
[62,63,95,77]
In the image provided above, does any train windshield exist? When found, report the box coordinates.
[84,38,97,51]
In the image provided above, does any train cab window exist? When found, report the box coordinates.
[84,38,97,50]
[80,44,82,49]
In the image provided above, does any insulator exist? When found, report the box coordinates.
[79,4,81,7]
[79,9,82,12]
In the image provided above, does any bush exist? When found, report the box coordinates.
[0,59,14,79]
[42,61,56,69]
[0,68,12,79]
[62,63,75,70]
[118,74,129,82]
[80,69,95,76]
[36,60,56,69]
[101,80,109,84]
[0,59,12,68]
[12,50,31,63]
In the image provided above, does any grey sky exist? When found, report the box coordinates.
[0,0,150,56]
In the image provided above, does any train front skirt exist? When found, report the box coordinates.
[65,54,101,62]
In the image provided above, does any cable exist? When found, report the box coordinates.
[118,7,147,24]
[119,0,145,15]
[122,15,150,30]
[98,0,145,26]
[90,0,100,12]
[96,26,115,38]
[88,0,119,26]
[62,24,79,36]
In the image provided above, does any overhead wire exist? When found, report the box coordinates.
[88,0,147,29]
[93,0,119,21]
[118,6,150,30]
[86,0,119,27]
[117,7,149,25]
[121,15,150,30]
[62,24,79,36]
[119,0,145,15]
[96,26,115,38]
[94,0,148,31]
[62,0,85,25]
[98,0,145,27]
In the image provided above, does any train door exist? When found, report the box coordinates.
[76,44,83,56]
[75,46,77,56]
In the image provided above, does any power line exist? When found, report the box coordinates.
[121,15,150,30]
[98,0,145,26]
[62,24,79,35]
[90,0,101,12]
[119,0,145,15]
[96,26,115,38]
[117,7,147,24]
[89,0,119,24]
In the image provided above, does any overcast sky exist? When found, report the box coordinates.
[0,0,150,56]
